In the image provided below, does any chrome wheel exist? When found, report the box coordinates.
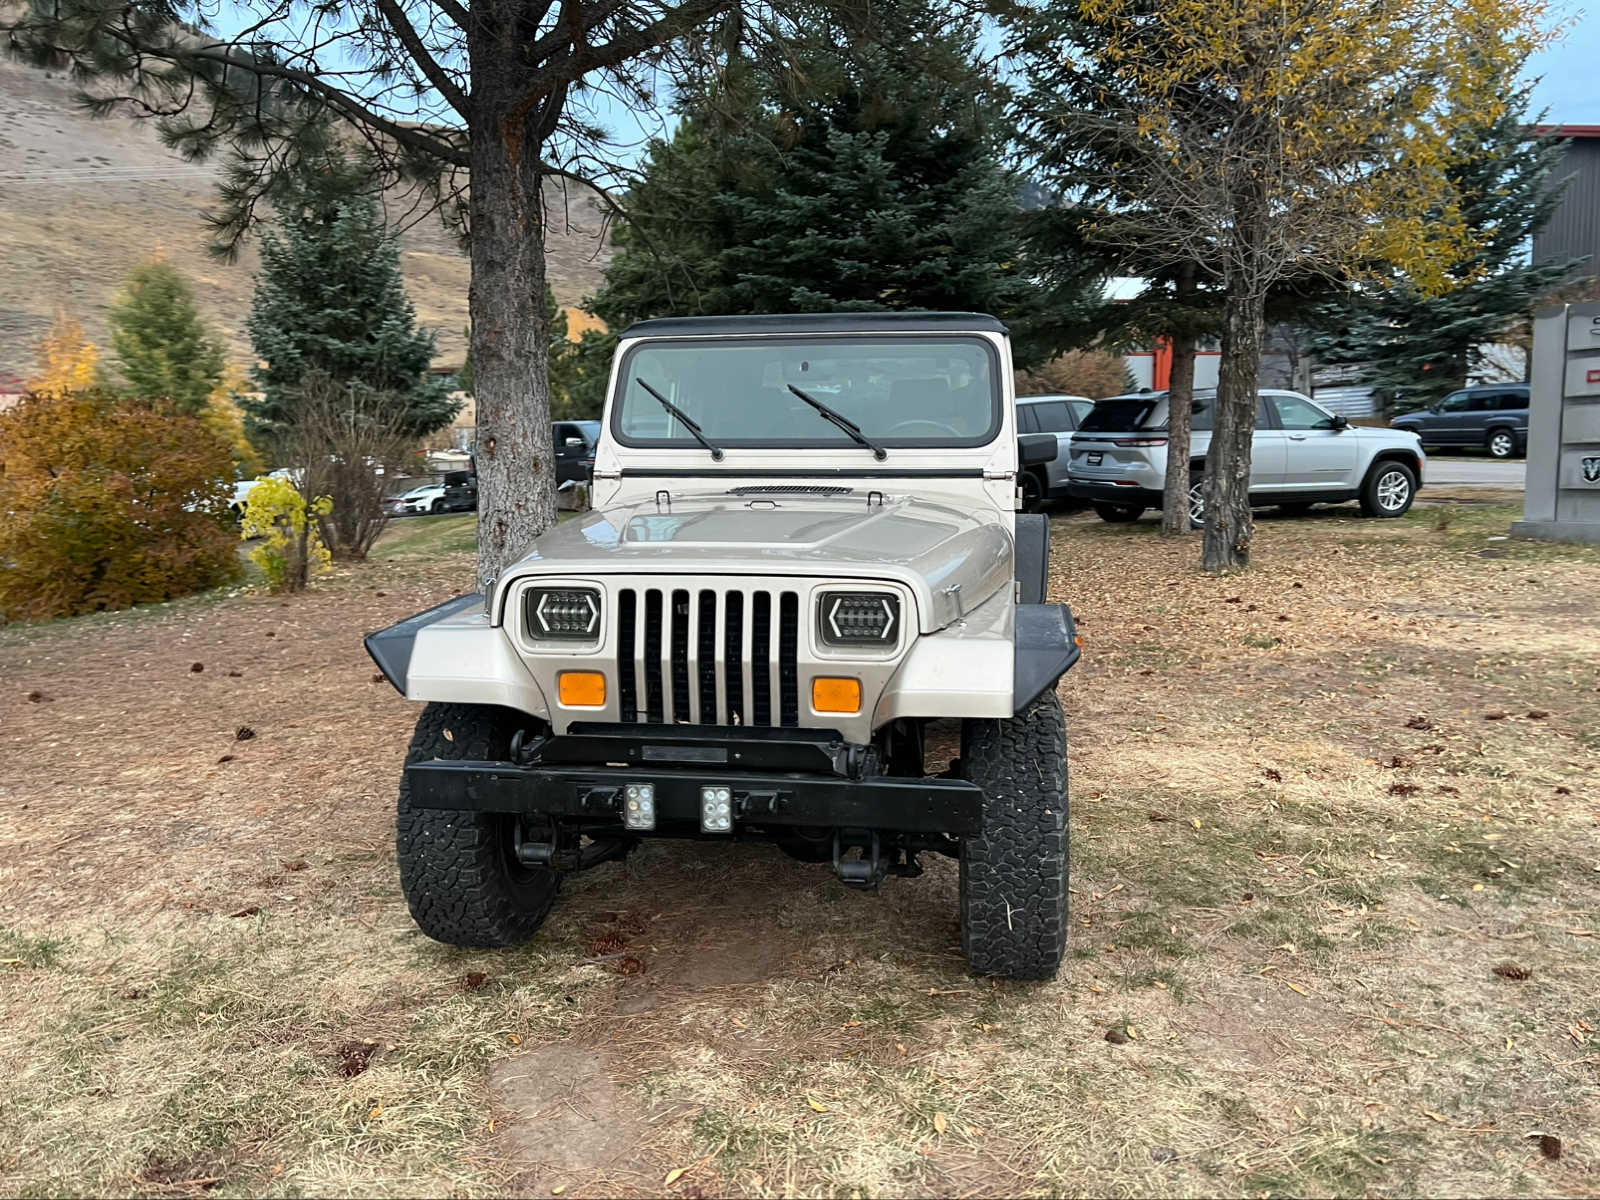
[1188,480,1206,527]
[1488,430,1515,459]
[1375,468,1411,512]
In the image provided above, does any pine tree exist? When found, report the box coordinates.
[1313,85,1579,405]
[245,159,458,440]
[589,0,1094,367]
[108,259,226,414]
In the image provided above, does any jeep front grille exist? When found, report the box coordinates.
[614,586,800,726]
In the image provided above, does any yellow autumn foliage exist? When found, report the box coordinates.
[203,366,265,477]
[29,310,101,396]
[1074,0,1555,294]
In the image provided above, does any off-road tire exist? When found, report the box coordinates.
[1358,459,1417,518]
[1092,502,1144,524]
[958,690,1069,980]
[397,702,560,947]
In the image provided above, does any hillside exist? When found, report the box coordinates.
[0,54,611,379]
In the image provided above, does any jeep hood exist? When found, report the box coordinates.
[497,490,1012,632]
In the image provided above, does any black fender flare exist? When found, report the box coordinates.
[1014,603,1081,713]
[365,593,483,694]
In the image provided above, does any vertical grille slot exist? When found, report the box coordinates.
[617,589,638,722]
[642,589,664,723]
[724,591,744,724]
[751,592,772,726]
[670,588,691,722]
[697,589,718,723]
[779,591,799,727]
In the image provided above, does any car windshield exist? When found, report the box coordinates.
[613,336,1000,449]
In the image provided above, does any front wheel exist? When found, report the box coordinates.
[1486,428,1519,460]
[958,691,1069,980]
[396,703,561,947]
[1359,460,1417,518]
[1092,502,1145,524]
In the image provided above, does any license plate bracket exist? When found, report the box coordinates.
[1086,451,1103,465]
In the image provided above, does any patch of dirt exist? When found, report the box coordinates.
[488,1046,652,1195]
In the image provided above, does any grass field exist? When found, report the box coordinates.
[2,499,1597,1198]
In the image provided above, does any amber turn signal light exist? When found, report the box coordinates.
[558,671,606,707]
[811,676,862,714]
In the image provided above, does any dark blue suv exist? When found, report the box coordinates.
[1389,383,1529,459]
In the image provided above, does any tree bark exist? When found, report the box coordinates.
[1202,286,1265,571]
[468,19,557,599]
[1160,264,1198,537]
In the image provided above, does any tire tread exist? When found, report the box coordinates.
[959,691,1069,979]
[396,703,559,948]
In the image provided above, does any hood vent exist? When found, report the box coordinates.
[727,485,853,497]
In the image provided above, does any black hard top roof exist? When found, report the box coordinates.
[620,312,1008,338]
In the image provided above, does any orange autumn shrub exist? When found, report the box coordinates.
[0,390,240,622]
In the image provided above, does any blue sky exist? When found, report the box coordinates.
[1530,4,1598,123]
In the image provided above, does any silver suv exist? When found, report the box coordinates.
[367,313,1080,980]
[1016,394,1094,510]
[1066,389,1426,524]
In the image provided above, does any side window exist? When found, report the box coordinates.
[1437,391,1472,412]
[1029,401,1074,433]
[1477,391,1523,412]
[1257,395,1274,428]
[1067,400,1095,427]
[1190,397,1215,432]
[1017,405,1038,433]
[1271,394,1337,430]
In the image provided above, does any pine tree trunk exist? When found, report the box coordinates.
[1202,287,1266,572]
[1160,265,1199,537]
[468,35,557,598]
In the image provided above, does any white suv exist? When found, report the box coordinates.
[1066,389,1426,524]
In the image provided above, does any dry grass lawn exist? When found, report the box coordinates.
[2,498,1598,1199]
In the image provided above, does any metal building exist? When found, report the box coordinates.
[1533,126,1600,275]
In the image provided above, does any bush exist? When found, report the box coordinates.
[1015,348,1136,400]
[239,475,332,592]
[0,390,240,622]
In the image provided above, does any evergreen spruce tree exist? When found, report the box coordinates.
[1314,83,1579,404]
[245,158,459,440]
[108,259,226,414]
[589,0,1096,367]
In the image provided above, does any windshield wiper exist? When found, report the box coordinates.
[634,377,723,461]
[786,384,887,460]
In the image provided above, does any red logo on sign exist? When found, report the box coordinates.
[1589,368,1600,384]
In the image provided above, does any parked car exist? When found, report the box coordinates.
[1066,388,1426,524]
[554,419,601,486]
[1388,383,1529,459]
[1016,394,1095,511]
[386,477,476,516]
[366,311,1081,980]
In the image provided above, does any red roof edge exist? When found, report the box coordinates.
[1532,124,1600,138]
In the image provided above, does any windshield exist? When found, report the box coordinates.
[613,336,1000,449]
[1078,396,1162,432]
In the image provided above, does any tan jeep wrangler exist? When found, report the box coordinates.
[368,312,1079,979]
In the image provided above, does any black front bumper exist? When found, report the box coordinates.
[406,759,984,837]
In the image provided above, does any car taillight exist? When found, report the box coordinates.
[1112,437,1168,447]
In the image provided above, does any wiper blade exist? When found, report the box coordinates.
[786,384,886,460]
[634,376,723,461]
